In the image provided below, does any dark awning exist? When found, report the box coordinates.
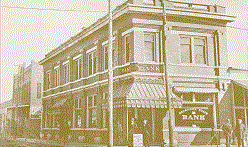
[233,80,248,89]
[103,83,182,108]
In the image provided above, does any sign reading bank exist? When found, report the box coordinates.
[175,107,213,128]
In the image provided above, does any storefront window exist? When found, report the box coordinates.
[74,98,83,128]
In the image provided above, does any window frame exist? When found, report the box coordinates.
[54,66,60,87]
[74,58,82,80]
[124,34,131,63]
[86,95,97,128]
[46,71,51,89]
[144,31,159,62]
[73,97,83,128]
[64,62,70,84]
[180,34,207,65]
[87,48,97,76]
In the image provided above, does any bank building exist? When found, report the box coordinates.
[38,0,243,146]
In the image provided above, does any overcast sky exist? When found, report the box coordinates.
[1,0,247,103]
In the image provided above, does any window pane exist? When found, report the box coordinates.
[125,35,130,63]
[144,41,154,61]
[194,38,205,46]
[93,54,97,74]
[75,60,79,80]
[88,54,92,75]
[180,37,191,44]
[194,45,205,64]
[144,33,155,42]
[181,45,192,63]
[88,96,92,107]
[104,46,108,70]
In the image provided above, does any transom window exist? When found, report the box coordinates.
[180,35,207,64]
[180,93,213,102]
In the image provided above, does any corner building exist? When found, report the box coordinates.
[39,0,235,145]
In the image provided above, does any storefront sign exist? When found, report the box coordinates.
[175,107,213,128]
[133,134,143,147]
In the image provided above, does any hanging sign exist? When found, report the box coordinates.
[175,107,213,128]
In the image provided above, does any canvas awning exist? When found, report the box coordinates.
[173,87,219,93]
[103,83,182,108]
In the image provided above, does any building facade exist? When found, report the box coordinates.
[0,99,13,134]
[39,0,235,145]
[7,61,43,138]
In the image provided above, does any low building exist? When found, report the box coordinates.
[0,99,13,134]
[39,0,236,146]
[7,61,43,138]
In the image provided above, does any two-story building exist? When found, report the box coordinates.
[39,0,235,145]
[7,61,43,138]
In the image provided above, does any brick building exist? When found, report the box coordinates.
[7,61,43,138]
[39,0,236,145]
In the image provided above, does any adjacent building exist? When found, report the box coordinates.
[39,0,236,146]
[0,99,13,134]
[7,61,43,138]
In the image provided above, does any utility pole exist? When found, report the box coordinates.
[108,0,114,146]
[161,0,175,146]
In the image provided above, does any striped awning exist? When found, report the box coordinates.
[102,83,182,108]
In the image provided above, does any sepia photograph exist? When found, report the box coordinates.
[0,0,247,146]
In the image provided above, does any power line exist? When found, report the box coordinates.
[0,5,107,13]
[1,5,247,31]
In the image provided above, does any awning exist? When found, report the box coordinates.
[233,80,248,89]
[103,83,182,108]
[173,87,219,93]
[53,98,67,108]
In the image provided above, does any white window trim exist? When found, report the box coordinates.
[124,34,131,63]
[62,60,69,65]
[73,54,82,60]
[46,70,51,89]
[171,30,211,37]
[86,46,97,54]
[143,31,160,63]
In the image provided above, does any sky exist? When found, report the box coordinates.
[1,0,247,103]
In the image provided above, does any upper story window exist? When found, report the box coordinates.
[64,62,70,83]
[103,37,118,70]
[180,35,207,65]
[144,32,157,62]
[54,66,60,87]
[87,95,97,128]
[87,48,97,76]
[73,55,82,80]
[124,34,131,63]
[46,71,51,89]
[103,44,108,71]
[143,0,155,5]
